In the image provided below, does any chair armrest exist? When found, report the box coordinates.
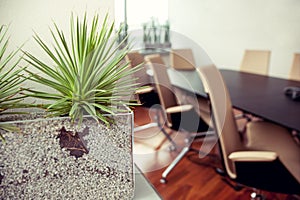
[228,151,278,162]
[228,151,299,193]
[166,104,193,114]
[234,113,245,120]
[135,86,154,95]
[234,113,251,121]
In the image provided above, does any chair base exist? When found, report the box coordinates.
[215,168,244,191]
[135,106,179,151]
[160,130,216,184]
[159,125,179,151]
[161,146,190,184]
[134,122,158,132]
[250,190,265,200]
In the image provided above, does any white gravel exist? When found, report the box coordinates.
[0,113,134,200]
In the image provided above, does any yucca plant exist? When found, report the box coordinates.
[0,25,27,142]
[23,13,140,125]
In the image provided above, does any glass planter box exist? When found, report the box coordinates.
[0,107,134,199]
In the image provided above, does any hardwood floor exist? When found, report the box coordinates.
[133,107,297,200]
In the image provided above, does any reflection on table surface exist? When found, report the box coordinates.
[134,164,162,200]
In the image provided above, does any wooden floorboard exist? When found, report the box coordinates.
[133,107,298,200]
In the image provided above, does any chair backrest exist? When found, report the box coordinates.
[197,65,243,179]
[125,51,150,86]
[170,48,196,70]
[240,50,271,75]
[145,54,178,125]
[289,53,300,81]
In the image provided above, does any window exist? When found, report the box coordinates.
[115,0,168,31]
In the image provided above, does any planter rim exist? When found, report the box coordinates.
[0,105,133,125]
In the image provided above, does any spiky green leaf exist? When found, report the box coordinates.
[24,13,141,125]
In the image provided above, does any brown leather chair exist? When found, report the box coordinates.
[237,49,272,129]
[125,51,160,131]
[198,64,300,197]
[125,51,151,87]
[170,48,196,71]
[169,48,212,128]
[240,50,271,75]
[145,54,214,183]
[289,53,300,81]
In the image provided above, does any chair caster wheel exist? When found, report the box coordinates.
[168,145,176,152]
[184,138,191,144]
[160,178,167,184]
[250,192,265,200]
[215,167,225,176]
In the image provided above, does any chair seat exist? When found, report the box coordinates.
[245,121,300,183]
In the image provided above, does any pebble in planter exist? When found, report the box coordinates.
[0,110,134,199]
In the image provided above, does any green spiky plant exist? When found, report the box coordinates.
[0,25,27,142]
[23,13,140,125]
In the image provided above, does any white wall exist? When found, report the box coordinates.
[2,0,300,79]
[169,0,300,78]
[0,0,114,65]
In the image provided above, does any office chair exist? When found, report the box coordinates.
[198,64,300,198]
[145,54,214,183]
[169,48,212,127]
[170,48,196,70]
[169,48,248,134]
[289,53,300,81]
[288,53,300,145]
[237,49,271,129]
[125,51,160,132]
[240,50,271,75]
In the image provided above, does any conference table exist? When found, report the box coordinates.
[168,68,300,132]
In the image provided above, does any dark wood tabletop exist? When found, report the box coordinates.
[168,68,300,132]
[220,69,300,131]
